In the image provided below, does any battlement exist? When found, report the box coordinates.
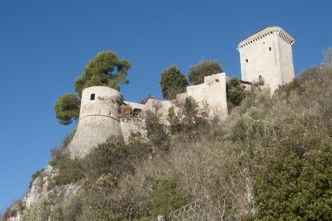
[238,26,294,49]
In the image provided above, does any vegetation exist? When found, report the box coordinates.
[188,60,223,85]
[29,169,44,188]
[16,54,332,220]
[54,93,80,125]
[74,51,131,96]
[149,179,188,218]
[168,97,209,137]
[159,65,188,100]
[226,77,247,111]
[54,50,131,125]
[145,111,168,149]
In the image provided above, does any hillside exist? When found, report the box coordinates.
[2,63,332,220]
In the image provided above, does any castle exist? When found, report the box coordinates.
[68,26,295,159]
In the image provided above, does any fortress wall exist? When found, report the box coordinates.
[69,116,123,158]
[124,101,146,110]
[239,32,282,92]
[69,86,123,159]
[120,118,147,143]
[278,35,295,84]
[179,73,228,119]
[144,99,173,124]
[80,86,122,119]
[238,26,295,94]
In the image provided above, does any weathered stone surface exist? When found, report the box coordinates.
[238,26,295,94]
[68,86,123,158]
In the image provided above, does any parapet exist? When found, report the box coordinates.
[237,26,295,49]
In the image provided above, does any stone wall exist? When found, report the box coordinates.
[68,87,123,159]
[238,26,295,94]
[120,118,147,143]
[68,73,229,159]
[177,72,228,120]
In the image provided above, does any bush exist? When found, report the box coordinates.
[29,169,44,188]
[150,179,188,219]
[50,194,82,221]
[226,77,246,111]
[145,111,169,149]
[49,156,83,187]
[159,65,188,100]
[168,97,209,138]
[188,60,223,85]
[21,197,50,221]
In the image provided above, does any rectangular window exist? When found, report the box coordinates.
[90,93,95,101]
[246,59,248,63]
[269,47,272,51]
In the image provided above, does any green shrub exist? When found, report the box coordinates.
[226,77,246,111]
[168,97,209,138]
[49,156,83,187]
[29,169,44,188]
[21,197,50,221]
[50,194,82,221]
[188,60,223,85]
[150,179,188,218]
[159,65,188,100]
[145,111,169,149]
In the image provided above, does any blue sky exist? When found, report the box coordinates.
[0,0,331,214]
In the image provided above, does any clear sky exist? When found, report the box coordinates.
[0,0,331,214]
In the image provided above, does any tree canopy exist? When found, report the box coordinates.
[55,51,131,125]
[188,60,223,85]
[74,51,131,97]
[226,77,247,111]
[159,65,188,100]
[54,93,80,125]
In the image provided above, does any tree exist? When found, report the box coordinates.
[54,93,80,125]
[75,51,131,97]
[160,65,188,100]
[55,51,131,125]
[188,60,223,85]
[226,77,246,111]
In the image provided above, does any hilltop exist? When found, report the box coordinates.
[2,58,332,220]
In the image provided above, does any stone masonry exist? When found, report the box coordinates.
[69,26,295,159]
[238,26,295,93]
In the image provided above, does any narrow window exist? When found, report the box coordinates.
[259,75,263,82]
[269,47,272,51]
[90,93,95,101]
[246,59,248,63]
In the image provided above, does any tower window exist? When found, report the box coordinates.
[246,59,248,63]
[90,93,95,101]
[269,47,272,51]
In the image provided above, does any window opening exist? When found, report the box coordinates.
[269,47,272,51]
[246,59,248,63]
[133,108,142,117]
[90,93,95,101]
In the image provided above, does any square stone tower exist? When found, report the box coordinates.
[237,26,295,93]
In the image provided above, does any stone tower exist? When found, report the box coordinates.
[68,86,123,158]
[238,26,295,93]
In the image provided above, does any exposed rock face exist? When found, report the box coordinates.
[25,165,56,208]
[5,165,81,221]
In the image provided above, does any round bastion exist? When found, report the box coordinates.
[68,86,123,158]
